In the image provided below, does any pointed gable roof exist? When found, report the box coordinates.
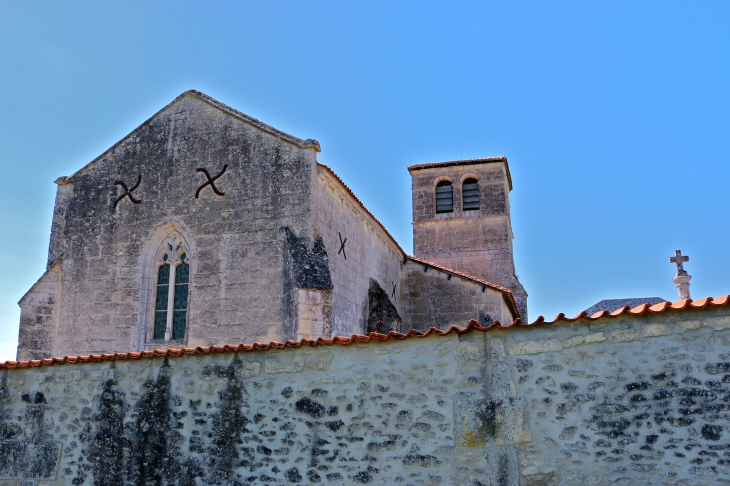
[68,90,321,179]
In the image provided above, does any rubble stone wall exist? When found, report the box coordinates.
[4,303,730,484]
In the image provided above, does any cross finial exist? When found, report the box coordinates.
[669,249,689,275]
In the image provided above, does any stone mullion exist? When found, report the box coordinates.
[165,257,178,341]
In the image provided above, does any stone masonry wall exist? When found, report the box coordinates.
[310,166,403,338]
[16,263,61,361]
[410,161,527,320]
[501,304,730,485]
[400,259,512,332]
[5,301,730,484]
[18,92,320,358]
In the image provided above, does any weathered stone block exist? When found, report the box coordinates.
[507,339,562,356]
[610,329,637,342]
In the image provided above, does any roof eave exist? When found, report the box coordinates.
[407,157,513,191]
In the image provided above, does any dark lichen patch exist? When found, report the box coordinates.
[542,364,563,372]
[702,424,723,441]
[625,382,650,392]
[207,360,248,482]
[126,365,175,485]
[515,358,533,372]
[353,470,373,483]
[325,420,344,432]
[402,454,441,467]
[284,229,333,291]
[88,379,127,485]
[21,391,46,404]
[651,371,676,381]
[705,363,730,375]
[284,467,302,483]
[295,397,325,418]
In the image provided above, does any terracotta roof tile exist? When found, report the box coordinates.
[4,295,728,371]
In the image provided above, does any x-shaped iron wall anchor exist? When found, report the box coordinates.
[391,281,397,300]
[196,164,228,198]
[113,175,142,210]
[338,232,347,260]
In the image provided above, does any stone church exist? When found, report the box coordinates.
[16,90,527,360]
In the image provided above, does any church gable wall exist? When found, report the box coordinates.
[400,259,512,332]
[35,94,318,357]
[310,167,404,338]
[4,303,730,484]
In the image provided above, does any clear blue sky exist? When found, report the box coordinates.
[2,1,729,361]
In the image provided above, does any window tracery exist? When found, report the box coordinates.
[151,232,190,341]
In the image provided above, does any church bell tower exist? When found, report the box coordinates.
[408,157,528,320]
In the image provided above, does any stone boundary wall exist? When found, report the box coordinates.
[2,303,730,485]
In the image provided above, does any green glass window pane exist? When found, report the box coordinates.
[174,285,188,310]
[176,262,189,284]
[153,264,170,340]
[172,310,186,340]
[154,285,168,311]
[153,311,167,340]
[154,265,170,312]
[157,263,170,285]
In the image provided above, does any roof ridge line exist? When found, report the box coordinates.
[69,90,319,180]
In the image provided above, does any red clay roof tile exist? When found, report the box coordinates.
[3,295,728,371]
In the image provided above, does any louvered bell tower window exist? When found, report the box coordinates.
[435,181,453,213]
[462,178,480,210]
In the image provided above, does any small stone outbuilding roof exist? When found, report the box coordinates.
[584,297,669,317]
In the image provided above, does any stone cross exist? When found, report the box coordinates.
[669,250,691,300]
[669,250,689,275]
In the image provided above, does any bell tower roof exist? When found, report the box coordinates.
[407,156,512,191]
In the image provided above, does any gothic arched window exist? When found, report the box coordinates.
[462,178,480,211]
[435,180,453,213]
[151,233,190,341]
